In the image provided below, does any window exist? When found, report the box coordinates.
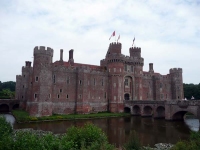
[131,66,134,72]
[66,94,69,99]
[53,75,55,83]
[67,77,70,84]
[125,79,128,86]
[160,83,162,88]
[60,89,62,93]
[57,94,60,99]
[35,76,39,82]
[49,94,51,98]
[24,75,25,77]
[125,65,127,71]
[113,83,116,87]
[104,92,107,99]
[79,94,82,99]
[102,79,104,86]
[79,80,82,85]
[22,96,23,99]
[34,94,37,99]
[23,85,24,88]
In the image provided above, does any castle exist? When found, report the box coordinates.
[15,42,184,117]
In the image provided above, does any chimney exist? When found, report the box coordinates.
[149,63,154,73]
[25,61,32,67]
[60,49,63,61]
[68,49,74,65]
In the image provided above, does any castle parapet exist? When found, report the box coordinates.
[107,42,122,55]
[169,68,182,74]
[34,46,53,56]
[129,47,141,58]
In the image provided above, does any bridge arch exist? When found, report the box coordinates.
[12,104,19,110]
[155,106,165,118]
[172,111,196,120]
[133,105,141,115]
[124,107,131,113]
[0,104,9,112]
[143,106,153,116]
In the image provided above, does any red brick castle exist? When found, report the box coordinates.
[15,42,184,117]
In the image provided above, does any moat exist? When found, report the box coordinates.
[3,114,199,147]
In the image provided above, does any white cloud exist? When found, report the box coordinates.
[0,0,199,84]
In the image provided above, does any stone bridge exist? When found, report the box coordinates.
[0,99,20,113]
[124,100,200,120]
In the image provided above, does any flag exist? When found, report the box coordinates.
[132,37,135,46]
[109,31,115,40]
[117,35,120,42]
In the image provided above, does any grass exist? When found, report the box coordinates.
[12,110,130,122]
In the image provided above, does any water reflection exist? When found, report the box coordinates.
[184,115,199,132]
[2,114,200,147]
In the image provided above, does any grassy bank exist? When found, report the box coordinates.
[12,110,130,122]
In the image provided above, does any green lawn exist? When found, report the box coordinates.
[12,110,130,122]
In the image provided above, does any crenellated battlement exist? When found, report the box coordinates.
[169,68,182,73]
[129,46,141,58]
[129,47,141,52]
[34,46,53,56]
[16,75,22,80]
[107,42,122,55]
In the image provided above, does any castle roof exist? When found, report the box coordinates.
[53,61,104,70]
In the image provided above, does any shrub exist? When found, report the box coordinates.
[63,123,114,150]
[0,118,114,150]
[0,117,13,138]
[172,131,200,150]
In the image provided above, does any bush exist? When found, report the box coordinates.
[171,131,200,150]
[0,118,114,150]
[63,123,114,150]
[0,117,13,138]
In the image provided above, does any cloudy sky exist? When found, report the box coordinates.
[0,0,199,84]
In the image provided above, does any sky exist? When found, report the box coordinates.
[0,0,199,84]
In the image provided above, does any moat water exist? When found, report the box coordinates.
[2,114,199,147]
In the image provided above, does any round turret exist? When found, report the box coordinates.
[129,47,141,58]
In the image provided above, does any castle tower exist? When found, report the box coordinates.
[27,46,53,117]
[106,42,122,58]
[107,42,124,112]
[16,61,32,108]
[129,47,144,100]
[170,68,184,100]
[129,47,141,58]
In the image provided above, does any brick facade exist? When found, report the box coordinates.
[16,42,184,117]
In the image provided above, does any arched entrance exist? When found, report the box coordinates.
[124,93,130,100]
[124,76,133,100]
[143,106,153,117]
[155,106,165,118]
[124,107,131,113]
[12,104,19,110]
[133,105,140,115]
[0,104,9,112]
